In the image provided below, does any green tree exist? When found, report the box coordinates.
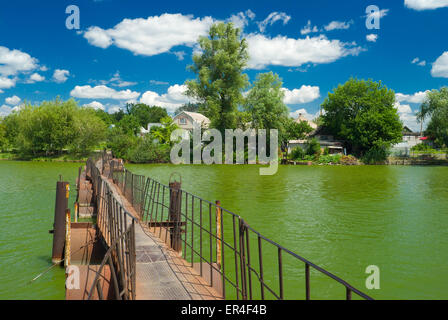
[417,87,448,148]
[107,127,138,159]
[306,138,321,157]
[70,108,107,155]
[186,22,249,131]
[321,78,402,156]
[0,119,8,152]
[174,103,203,115]
[111,109,126,123]
[244,72,289,130]
[118,114,141,136]
[280,117,313,144]
[150,116,179,145]
[126,103,168,127]
[94,109,113,127]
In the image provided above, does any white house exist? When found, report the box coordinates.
[172,111,211,131]
[390,126,424,156]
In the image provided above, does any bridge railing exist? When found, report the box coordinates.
[106,155,373,300]
[86,157,137,300]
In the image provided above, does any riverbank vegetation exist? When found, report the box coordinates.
[1,22,447,166]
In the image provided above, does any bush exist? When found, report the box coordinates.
[318,154,342,164]
[306,138,321,157]
[323,147,330,155]
[340,155,359,165]
[291,147,305,160]
[127,137,170,163]
[361,146,389,164]
[411,143,433,152]
[107,128,138,159]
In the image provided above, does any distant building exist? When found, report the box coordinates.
[288,114,343,154]
[172,111,210,131]
[294,113,318,130]
[401,126,423,148]
[390,126,423,156]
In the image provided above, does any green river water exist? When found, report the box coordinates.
[0,161,447,299]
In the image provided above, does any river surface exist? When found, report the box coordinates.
[0,161,447,299]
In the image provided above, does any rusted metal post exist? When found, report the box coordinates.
[215,200,222,270]
[51,181,69,264]
[74,202,78,223]
[169,181,182,251]
[65,209,71,267]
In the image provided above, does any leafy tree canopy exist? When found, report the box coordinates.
[126,103,168,127]
[244,72,289,131]
[417,87,448,148]
[321,78,403,155]
[186,22,249,132]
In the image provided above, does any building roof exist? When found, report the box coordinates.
[295,113,317,129]
[175,111,211,124]
[310,125,333,136]
[402,125,421,136]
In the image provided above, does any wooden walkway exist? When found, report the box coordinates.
[101,167,222,300]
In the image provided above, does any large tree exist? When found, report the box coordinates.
[417,87,448,148]
[186,22,249,132]
[126,103,168,127]
[321,78,402,155]
[244,72,289,130]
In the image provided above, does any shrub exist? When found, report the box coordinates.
[306,138,321,157]
[323,147,330,155]
[291,147,305,160]
[107,128,138,159]
[361,146,389,164]
[340,155,359,165]
[411,143,433,152]
[318,154,342,164]
[127,137,170,163]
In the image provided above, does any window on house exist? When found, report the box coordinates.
[179,118,187,125]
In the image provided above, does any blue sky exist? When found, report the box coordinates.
[1,0,447,130]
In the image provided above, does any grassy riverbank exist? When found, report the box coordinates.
[0,152,88,162]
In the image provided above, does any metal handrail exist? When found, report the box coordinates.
[105,153,373,300]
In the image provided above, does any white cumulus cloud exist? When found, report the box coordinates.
[405,0,448,10]
[83,101,105,110]
[396,91,430,103]
[53,69,70,83]
[83,13,214,56]
[431,51,448,78]
[70,85,140,100]
[28,73,45,83]
[366,34,378,42]
[5,95,21,106]
[0,77,16,90]
[246,34,363,69]
[140,84,192,113]
[0,46,38,76]
[282,85,320,104]
[394,101,421,131]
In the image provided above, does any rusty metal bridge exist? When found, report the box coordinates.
[54,151,373,300]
